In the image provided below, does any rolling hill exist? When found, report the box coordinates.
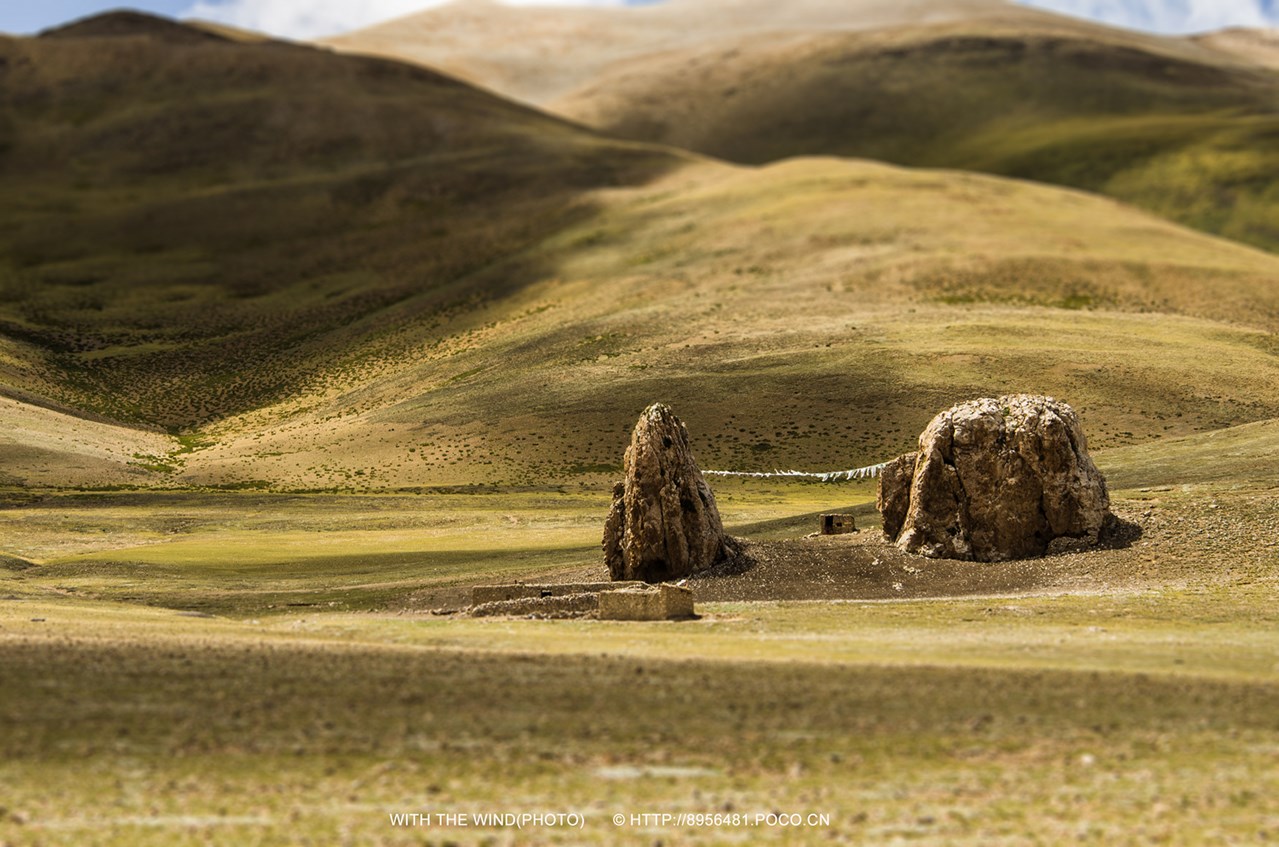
[173,157,1279,492]
[2,10,1279,493]
[5,9,1279,845]
[1195,26,1279,70]
[321,0,1052,106]
[0,11,680,430]
[330,0,1279,253]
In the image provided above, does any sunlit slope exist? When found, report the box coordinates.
[5,13,1279,492]
[323,0,1037,106]
[168,159,1279,491]
[1196,27,1279,71]
[328,0,1279,252]
[0,13,680,430]
[553,21,1279,253]
[0,397,176,489]
[1099,417,1279,491]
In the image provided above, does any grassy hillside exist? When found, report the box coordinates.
[0,12,678,430]
[6,151,1279,490]
[3,13,1279,494]
[156,159,1279,492]
[330,0,1279,253]
[323,0,1035,105]
[553,21,1279,253]
[1196,27,1279,70]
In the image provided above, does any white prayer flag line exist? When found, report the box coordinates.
[704,461,889,483]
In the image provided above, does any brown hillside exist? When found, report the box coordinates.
[0,12,680,429]
[1195,27,1279,70]
[4,12,1279,492]
[328,1,1279,253]
[324,0,1059,106]
[40,10,228,42]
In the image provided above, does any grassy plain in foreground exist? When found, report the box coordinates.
[3,427,1278,844]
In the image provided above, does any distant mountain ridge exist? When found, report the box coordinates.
[323,0,1057,106]
[328,0,1279,253]
[39,10,230,42]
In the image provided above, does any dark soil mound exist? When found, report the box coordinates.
[0,554,34,572]
[40,12,228,43]
[688,534,1073,602]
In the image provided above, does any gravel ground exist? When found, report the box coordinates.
[693,490,1279,602]
[489,489,1279,607]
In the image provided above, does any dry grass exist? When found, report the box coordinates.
[3,10,1279,846]
[330,1,1279,252]
[2,476,1278,845]
[8,155,1279,491]
[5,20,1279,494]
[149,159,1279,493]
[553,22,1279,253]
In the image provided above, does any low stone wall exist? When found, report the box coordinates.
[471,581,643,605]
[469,592,600,619]
[597,584,695,621]
[465,581,696,620]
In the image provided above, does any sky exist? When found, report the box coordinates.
[1,0,1276,39]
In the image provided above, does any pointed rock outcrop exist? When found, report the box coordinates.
[604,403,730,582]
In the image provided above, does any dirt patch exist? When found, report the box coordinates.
[678,499,1147,602]
[689,533,1085,602]
[411,491,1276,611]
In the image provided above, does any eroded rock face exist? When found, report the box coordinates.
[881,395,1112,562]
[604,403,729,582]
[876,451,918,542]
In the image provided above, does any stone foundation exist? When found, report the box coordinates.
[466,581,695,621]
[471,581,643,606]
[469,593,600,619]
[597,583,695,621]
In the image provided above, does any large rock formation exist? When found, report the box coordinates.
[878,395,1112,562]
[604,403,730,582]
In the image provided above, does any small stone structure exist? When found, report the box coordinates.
[879,394,1113,562]
[597,583,695,621]
[470,592,600,619]
[471,582,642,605]
[603,403,732,582]
[819,514,857,535]
[466,581,695,620]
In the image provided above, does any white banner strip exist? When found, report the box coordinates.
[704,461,889,483]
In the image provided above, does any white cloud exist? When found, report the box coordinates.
[182,0,632,40]
[1018,0,1278,34]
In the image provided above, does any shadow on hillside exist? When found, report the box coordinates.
[0,24,686,429]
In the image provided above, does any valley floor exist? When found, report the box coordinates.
[2,458,1277,845]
